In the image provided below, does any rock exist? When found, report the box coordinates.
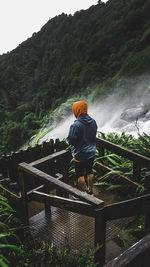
[106,239,122,262]
[145,111,150,119]
[120,106,149,122]
[106,230,133,262]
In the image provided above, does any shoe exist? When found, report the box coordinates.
[88,191,93,195]
[85,187,93,195]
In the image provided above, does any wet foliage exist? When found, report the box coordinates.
[94,132,150,196]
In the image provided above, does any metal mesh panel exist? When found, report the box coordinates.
[29,207,95,253]
[28,186,135,261]
[29,203,134,257]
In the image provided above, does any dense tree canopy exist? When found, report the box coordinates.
[0,0,150,155]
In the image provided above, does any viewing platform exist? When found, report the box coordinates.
[1,138,150,266]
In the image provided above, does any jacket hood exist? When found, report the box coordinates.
[72,101,87,118]
[77,114,93,125]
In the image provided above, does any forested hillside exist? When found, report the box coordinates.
[1,0,150,155]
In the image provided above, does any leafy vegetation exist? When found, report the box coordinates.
[0,185,24,267]
[11,241,98,267]
[1,0,150,155]
[93,131,150,196]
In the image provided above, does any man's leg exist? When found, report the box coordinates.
[86,157,95,194]
[74,161,85,191]
[78,176,85,191]
[87,173,94,193]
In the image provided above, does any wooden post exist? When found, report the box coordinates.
[54,157,63,197]
[13,151,21,184]
[56,152,70,198]
[145,171,150,193]
[55,138,61,152]
[44,193,51,215]
[43,141,51,156]
[18,169,29,225]
[98,145,105,162]
[49,139,54,153]
[0,155,8,178]
[97,142,105,177]
[54,139,67,197]
[44,159,52,215]
[44,144,55,215]
[94,208,106,267]
[8,152,19,183]
[62,154,70,198]
[133,161,141,183]
[144,172,150,228]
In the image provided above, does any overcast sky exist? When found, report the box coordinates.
[0,0,108,55]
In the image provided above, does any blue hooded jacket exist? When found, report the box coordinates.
[67,114,97,161]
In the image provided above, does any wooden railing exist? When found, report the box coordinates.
[18,150,105,266]
[18,146,150,267]
[1,138,150,266]
[104,232,150,267]
[96,137,150,183]
[0,139,67,190]
[1,137,150,185]
[95,137,150,265]
[18,152,150,267]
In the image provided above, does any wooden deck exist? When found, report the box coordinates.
[1,138,150,266]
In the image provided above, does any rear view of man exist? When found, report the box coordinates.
[67,100,97,194]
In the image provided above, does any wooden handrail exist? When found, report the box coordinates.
[95,161,145,189]
[102,193,150,221]
[29,150,69,167]
[31,191,95,217]
[96,138,150,167]
[16,142,150,267]
[104,233,150,267]
[18,162,104,207]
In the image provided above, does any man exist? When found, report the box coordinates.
[67,100,97,194]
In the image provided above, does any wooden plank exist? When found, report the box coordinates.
[27,173,63,212]
[95,161,145,189]
[18,162,104,207]
[100,194,150,221]
[29,150,69,167]
[96,138,150,168]
[104,233,150,267]
[1,185,21,199]
[31,191,95,217]
[27,184,44,196]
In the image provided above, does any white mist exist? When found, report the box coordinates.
[38,96,150,144]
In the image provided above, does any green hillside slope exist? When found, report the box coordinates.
[0,0,150,155]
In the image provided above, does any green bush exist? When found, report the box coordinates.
[95,132,149,196]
